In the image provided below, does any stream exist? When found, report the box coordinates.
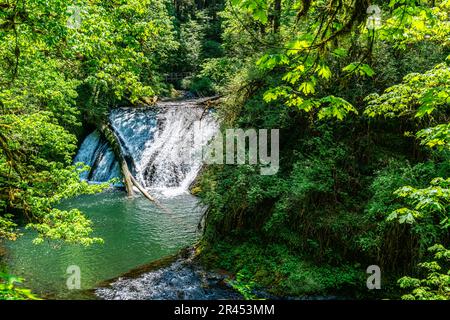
[3,191,204,299]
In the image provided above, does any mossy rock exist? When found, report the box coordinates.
[191,186,202,195]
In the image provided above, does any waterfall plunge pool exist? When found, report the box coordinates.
[1,100,232,300]
[2,190,206,299]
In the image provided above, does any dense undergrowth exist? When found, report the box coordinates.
[192,1,450,299]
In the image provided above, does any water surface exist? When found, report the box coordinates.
[3,190,205,299]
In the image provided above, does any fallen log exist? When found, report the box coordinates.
[129,174,170,213]
[99,123,134,196]
[196,95,220,106]
[99,122,169,213]
[120,157,135,196]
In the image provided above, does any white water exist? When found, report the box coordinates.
[74,100,218,196]
[73,131,121,182]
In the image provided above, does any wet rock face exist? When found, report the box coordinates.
[95,259,243,300]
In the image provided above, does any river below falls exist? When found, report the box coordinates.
[1,190,210,299]
[0,100,243,300]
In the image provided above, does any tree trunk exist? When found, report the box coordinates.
[129,174,170,214]
[99,123,134,196]
[120,156,135,196]
[98,122,168,212]
[273,0,281,33]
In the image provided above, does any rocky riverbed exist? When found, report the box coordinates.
[95,249,243,300]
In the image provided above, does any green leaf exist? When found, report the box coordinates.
[360,64,375,77]
[299,81,315,95]
[253,10,268,24]
[415,103,436,118]
[343,63,375,77]
[332,48,348,57]
[316,64,332,80]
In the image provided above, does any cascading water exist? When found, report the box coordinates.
[73,131,122,183]
[5,100,224,300]
[74,99,218,196]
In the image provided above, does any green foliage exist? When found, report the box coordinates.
[196,0,450,300]
[227,271,259,300]
[176,17,205,73]
[380,0,450,48]
[0,107,109,244]
[388,177,450,227]
[0,216,17,240]
[365,61,450,119]
[361,161,449,266]
[364,51,450,298]
[72,0,177,117]
[417,124,450,151]
[163,6,226,88]
[0,0,184,298]
[0,0,178,245]
[0,273,40,300]
[0,0,449,300]
[399,244,450,300]
[185,57,240,95]
[27,208,103,246]
[200,240,363,297]
[199,121,377,268]
[342,63,375,78]
[257,49,360,120]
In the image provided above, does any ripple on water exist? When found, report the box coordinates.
[96,256,243,300]
[3,190,205,299]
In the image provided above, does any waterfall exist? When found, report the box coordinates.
[73,131,122,183]
[74,99,218,196]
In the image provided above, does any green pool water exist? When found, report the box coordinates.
[1,190,204,299]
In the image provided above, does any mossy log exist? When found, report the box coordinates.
[98,122,167,212]
[99,122,134,196]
